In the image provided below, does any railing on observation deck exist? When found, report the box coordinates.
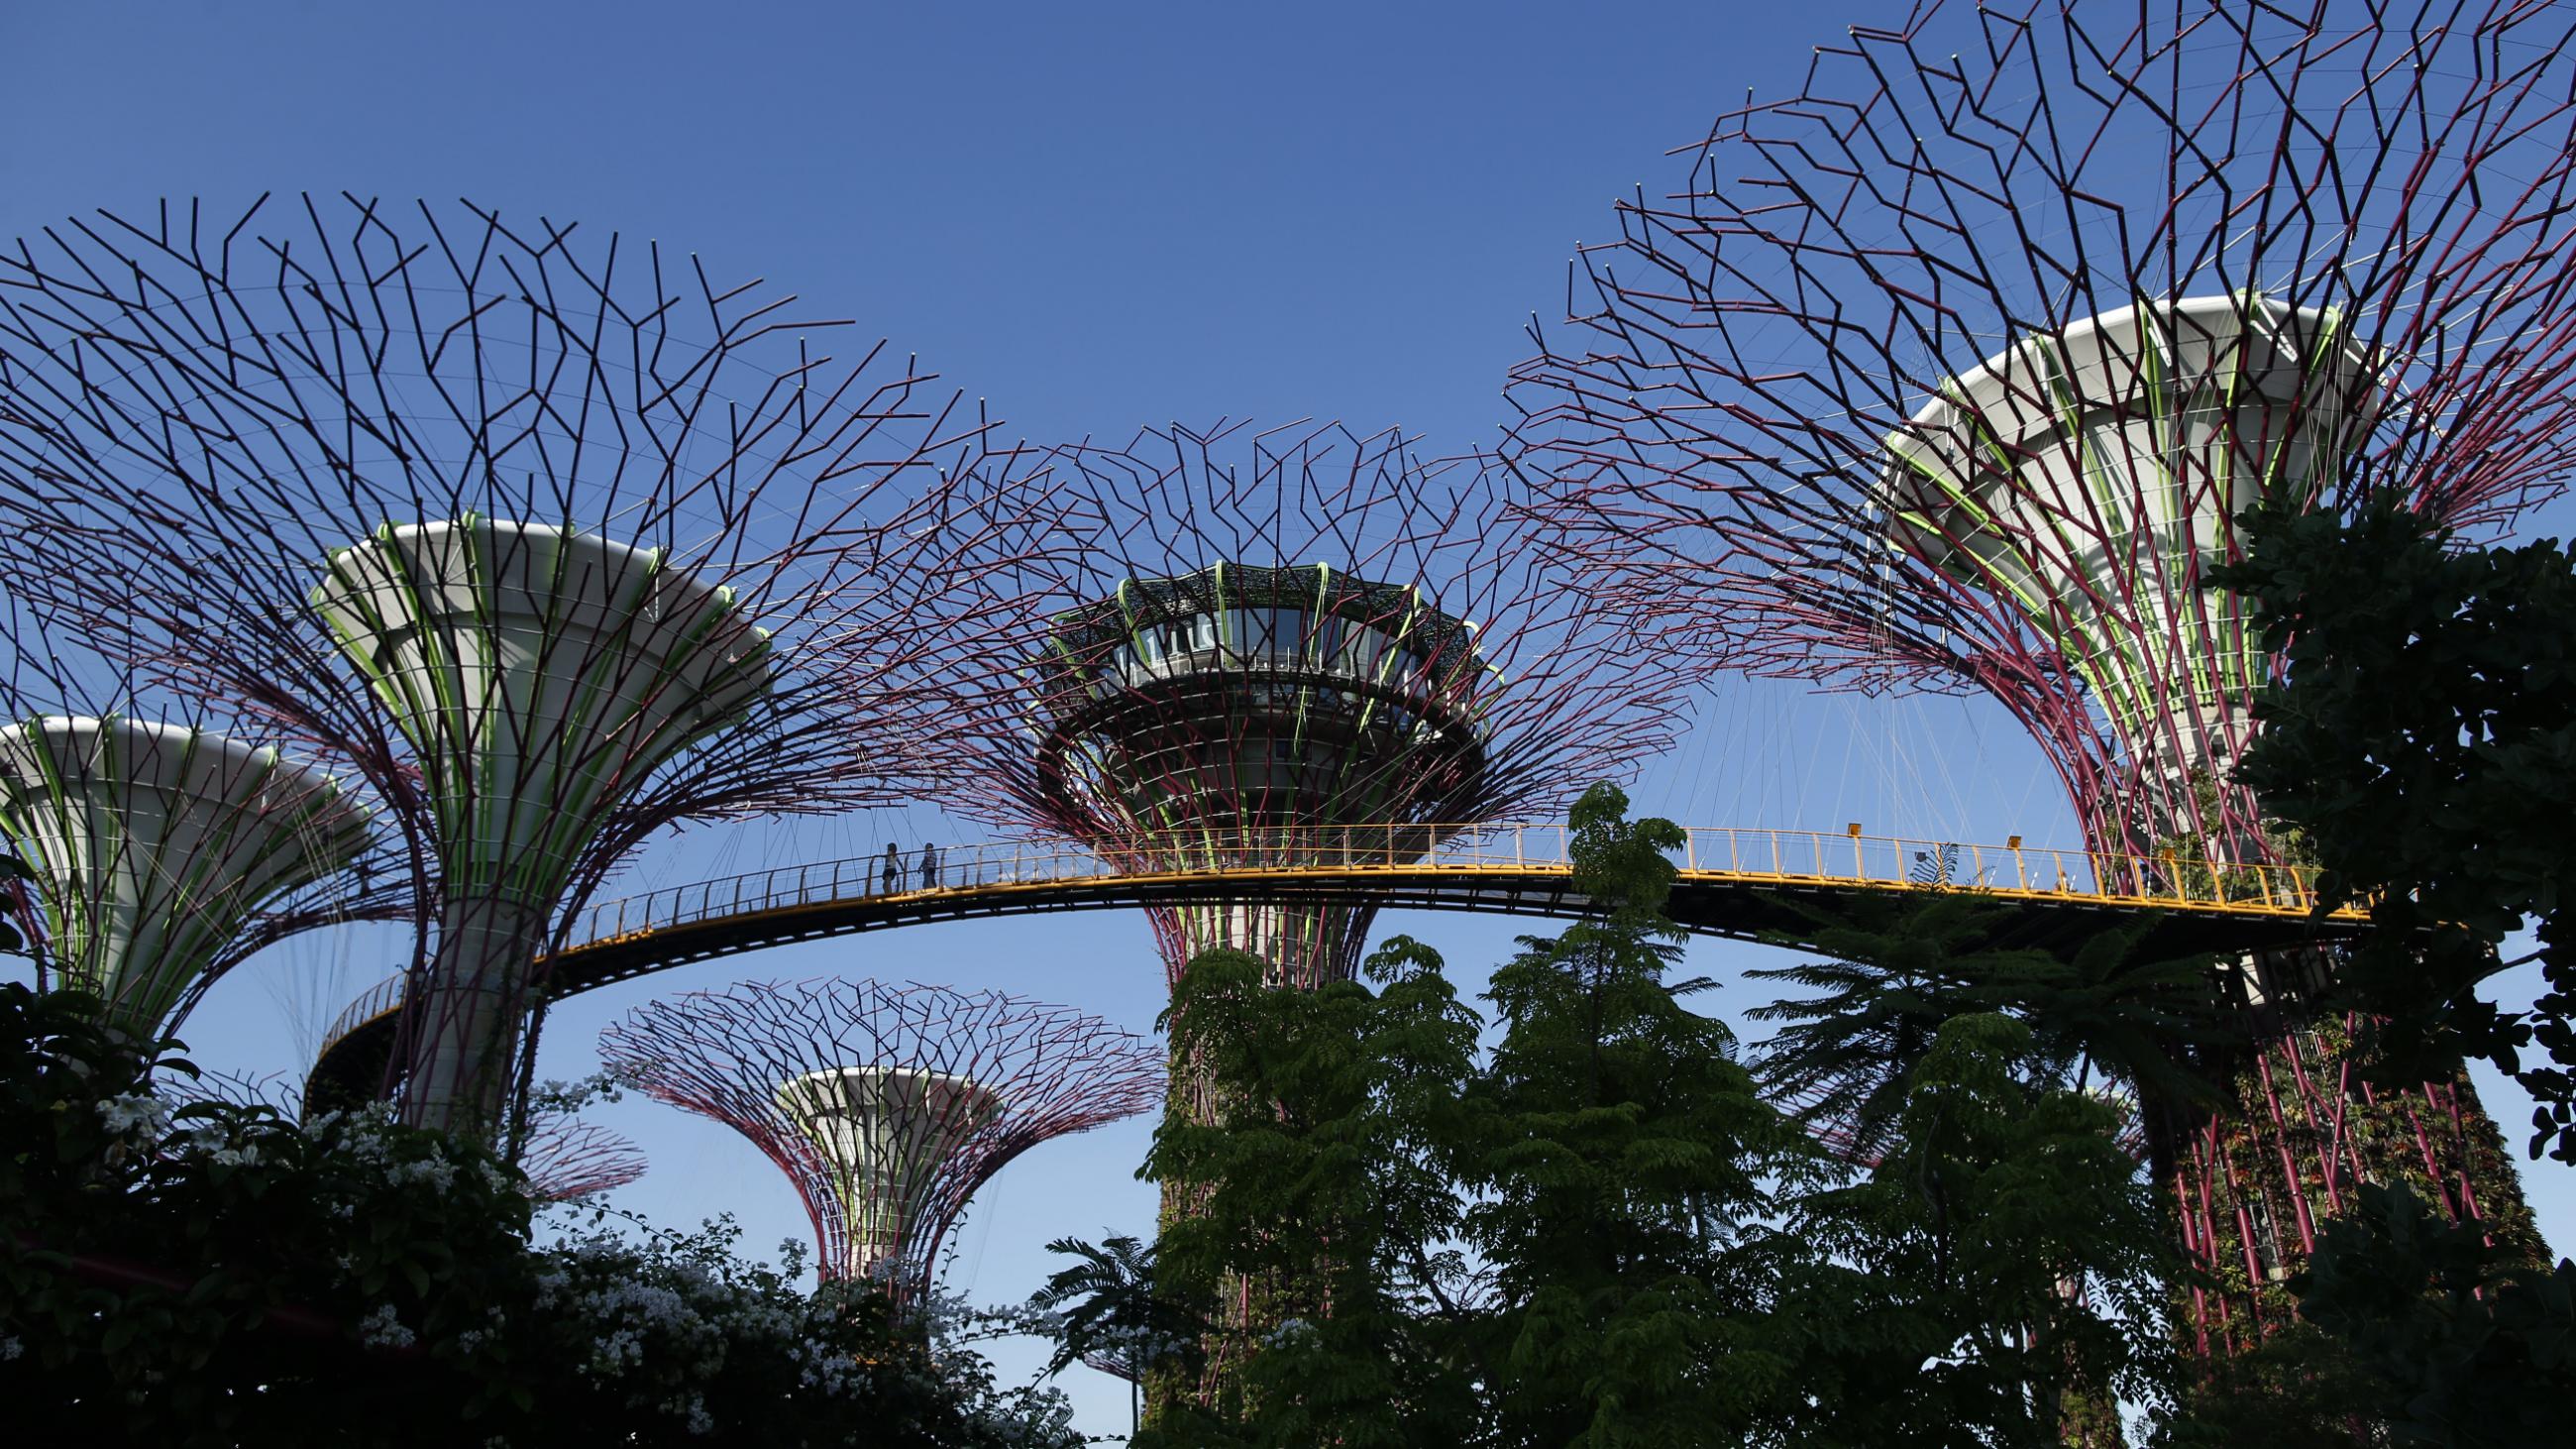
[320,971,411,1059]
[317,824,2343,1056]
[564,823,2332,949]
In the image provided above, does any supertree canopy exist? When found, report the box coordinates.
[597,978,1162,1297]
[0,717,371,1030]
[1505,0,2575,1352]
[0,194,1049,1136]
[1508,1,2576,856]
[0,593,380,1033]
[957,418,1685,991]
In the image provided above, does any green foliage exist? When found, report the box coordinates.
[1770,1012,2178,1444]
[2147,1324,2384,1449]
[1023,1230,1204,1438]
[1453,785,1815,1448]
[1139,784,2182,1446]
[2156,1184,2576,1448]
[1747,899,2196,1445]
[2289,1184,2574,1446]
[1026,1232,1197,1383]
[1143,930,1482,1444]
[0,981,1075,1448]
[0,847,33,955]
[1751,897,2223,1162]
[2210,497,2576,1159]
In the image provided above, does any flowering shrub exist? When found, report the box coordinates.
[0,983,1079,1447]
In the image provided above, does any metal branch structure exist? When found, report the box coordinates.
[0,194,1052,1136]
[162,1066,646,1203]
[597,978,1162,1301]
[0,591,384,1032]
[952,418,1687,992]
[158,1065,305,1111]
[1506,0,2576,1353]
[516,1116,649,1203]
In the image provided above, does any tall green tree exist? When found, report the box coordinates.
[1750,898,2223,1163]
[1766,1011,2178,1446]
[1025,1231,1200,1435]
[2209,497,2576,1160]
[1141,933,1481,1446]
[1138,785,2187,1446]
[1449,785,1818,1448]
[1747,901,2203,1446]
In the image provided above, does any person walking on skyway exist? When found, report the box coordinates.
[881,843,902,895]
[918,842,941,891]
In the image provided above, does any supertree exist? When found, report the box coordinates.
[951,418,1686,994]
[0,194,1050,1138]
[0,586,381,1033]
[162,1066,647,1202]
[937,417,1683,1409]
[1504,0,2576,1353]
[597,978,1163,1301]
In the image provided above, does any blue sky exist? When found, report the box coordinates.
[7,1,2568,1439]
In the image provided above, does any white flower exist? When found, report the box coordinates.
[96,1093,167,1137]
[357,1303,416,1350]
[588,1326,645,1376]
[385,1157,458,1192]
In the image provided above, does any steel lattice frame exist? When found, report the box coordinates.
[950,417,1688,990]
[0,194,1053,1136]
[514,1116,650,1203]
[1503,0,2575,1354]
[597,978,1163,1301]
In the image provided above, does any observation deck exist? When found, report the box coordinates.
[306,824,2363,1104]
[1025,561,1493,984]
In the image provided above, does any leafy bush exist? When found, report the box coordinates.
[0,981,1075,1447]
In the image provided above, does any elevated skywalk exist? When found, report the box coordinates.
[306,824,2362,1103]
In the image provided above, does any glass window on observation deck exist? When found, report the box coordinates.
[1237,608,1275,658]
[1305,612,1345,668]
[1342,623,1391,679]
[1245,607,1311,665]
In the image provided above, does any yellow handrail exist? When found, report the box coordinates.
[315,824,2356,1058]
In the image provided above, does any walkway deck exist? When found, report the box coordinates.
[305,824,2362,1103]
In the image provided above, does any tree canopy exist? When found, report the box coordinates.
[1130,785,2180,1446]
[2212,499,2576,1161]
